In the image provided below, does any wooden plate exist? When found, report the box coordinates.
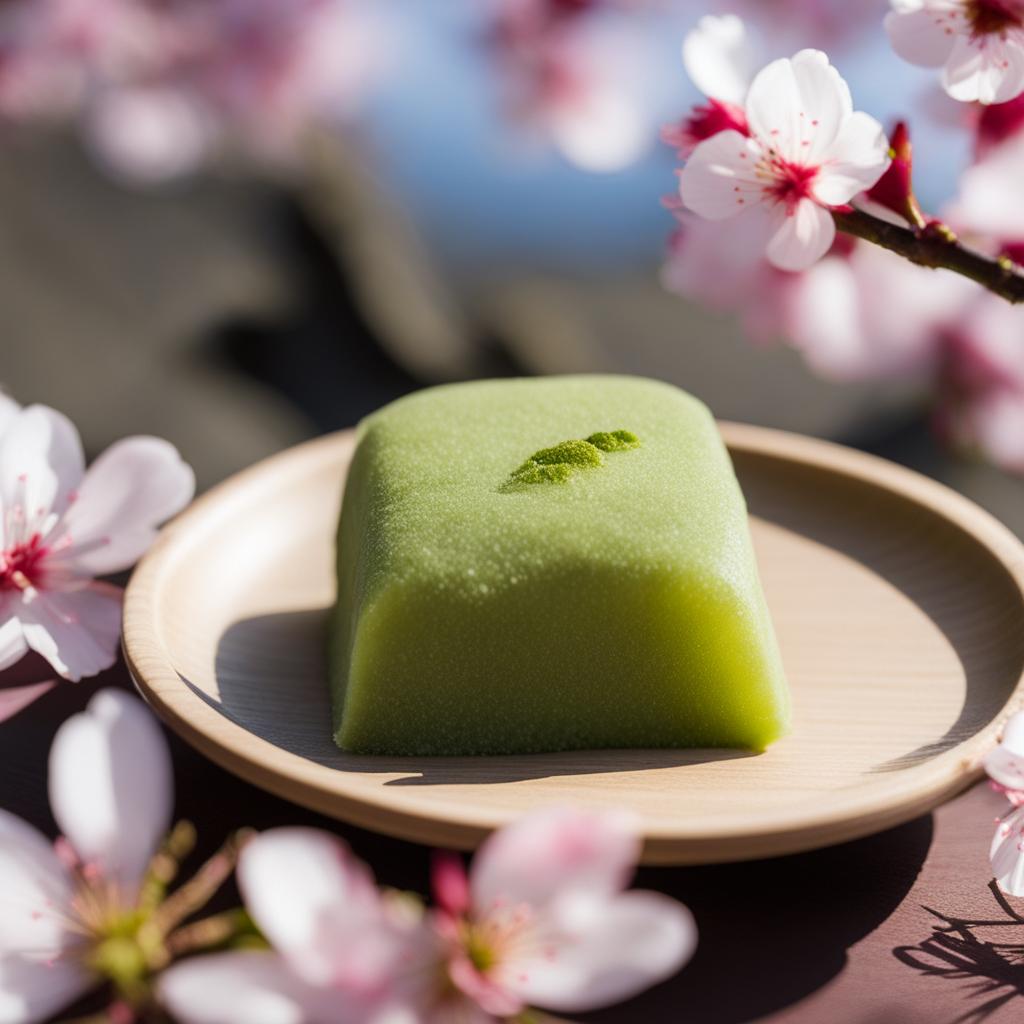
[123,424,1024,864]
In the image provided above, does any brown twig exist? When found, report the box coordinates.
[833,207,1024,305]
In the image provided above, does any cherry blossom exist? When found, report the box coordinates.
[975,92,1024,154]
[679,49,891,271]
[0,690,173,1024]
[785,239,976,381]
[682,13,759,110]
[429,806,695,1017]
[159,860,416,1024]
[661,205,799,344]
[160,807,696,1023]
[946,130,1024,255]
[937,291,1024,471]
[985,712,1024,895]
[886,0,1024,105]
[161,827,441,1023]
[0,0,390,181]
[0,398,194,685]
[662,14,753,159]
[488,0,656,172]
[709,0,881,51]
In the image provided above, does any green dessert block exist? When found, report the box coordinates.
[331,376,789,756]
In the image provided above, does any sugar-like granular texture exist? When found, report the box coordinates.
[330,375,790,755]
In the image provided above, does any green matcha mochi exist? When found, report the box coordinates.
[330,376,790,756]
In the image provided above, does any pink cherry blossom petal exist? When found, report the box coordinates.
[448,953,524,1018]
[679,129,764,219]
[0,405,84,533]
[884,5,959,69]
[745,49,851,164]
[0,615,28,673]
[19,584,123,682]
[682,14,759,107]
[887,1,1024,105]
[0,954,93,1024]
[813,110,892,205]
[992,804,1024,895]
[946,132,1024,241]
[784,243,970,381]
[57,436,195,576]
[159,950,358,1024]
[85,86,213,185]
[547,88,649,174]
[470,807,639,917]
[969,388,1024,472]
[1001,712,1024,755]
[0,680,55,723]
[48,689,173,895]
[944,31,1024,105]
[986,714,1024,790]
[0,393,20,436]
[661,208,793,343]
[499,890,697,1013]
[238,829,393,990]
[0,809,75,957]
[766,197,836,271]
[986,735,1024,790]
[432,852,470,918]
[678,49,888,274]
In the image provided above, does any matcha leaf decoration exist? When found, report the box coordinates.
[504,430,640,487]
[587,430,641,453]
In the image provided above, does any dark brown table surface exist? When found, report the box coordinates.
[2,657,1020,1024]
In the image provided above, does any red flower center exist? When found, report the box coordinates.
[0,534,47,592]
[683,99,750,147]
[968,0,1024,37]
[766,158,819,210]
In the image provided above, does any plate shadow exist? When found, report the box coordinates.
[208,607,754,784]
[732,450,1024,773]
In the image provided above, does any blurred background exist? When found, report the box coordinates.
[3,0,1022,533]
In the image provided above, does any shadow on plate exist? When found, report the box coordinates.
[732,450,1024,773]
[206,606,753,784]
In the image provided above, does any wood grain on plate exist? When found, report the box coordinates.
[122,424,1024,864]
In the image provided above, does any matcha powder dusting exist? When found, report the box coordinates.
[504,430,641,488]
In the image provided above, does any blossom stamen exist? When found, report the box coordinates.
[967,0,1023,38]
[0,533,48,591]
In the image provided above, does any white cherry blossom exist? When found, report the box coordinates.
[683,14,760,107]
[679,49,891,271]
[161,827,449,1024]
[433,806,695,1017]
[886,0,1024,105]
[945,130,1024,244]
[0,690,173,1024]
[160,807,697,1023]
[0,399,194,683]
[785,241,976,380]
[938,291,1024,472]
[986,712,1024,895]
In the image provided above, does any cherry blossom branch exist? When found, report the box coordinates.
[832,207,1024,305]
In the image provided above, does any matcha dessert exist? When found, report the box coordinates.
[330,375,789,756]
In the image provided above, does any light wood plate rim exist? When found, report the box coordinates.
[123,423,1024,864]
